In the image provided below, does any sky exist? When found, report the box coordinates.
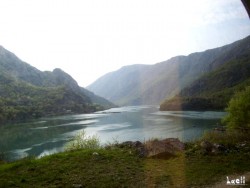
[0,0,249,87]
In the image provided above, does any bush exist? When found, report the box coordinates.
[65,130,101,151]
[222,86,250,130]
[201,130,249,147]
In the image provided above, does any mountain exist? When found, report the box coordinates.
[87,36,250,106]
[0,46,114,122]
[160,55,250,111]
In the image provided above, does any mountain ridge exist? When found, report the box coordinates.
[160,55,250,111]
[87,36,250,106]
[0,46,114,122]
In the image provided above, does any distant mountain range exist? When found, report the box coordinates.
[0,46,114,122]
[160,55,250,110]
[87,36,250,109]
[1,35,249,123]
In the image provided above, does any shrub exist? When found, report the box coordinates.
[201,130,249,147]
[65,130,101,151]
[222,86,250,130]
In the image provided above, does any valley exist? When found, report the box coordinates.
[87,36,250,108]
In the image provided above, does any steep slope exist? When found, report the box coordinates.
[0,46,114,122]
[0,46,45,86]
[87,64,151,105]
[160,55,250,111]
[87,36,250,106]
[81,88,115,109]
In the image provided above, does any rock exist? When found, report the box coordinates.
[110,139,185,158]
[200,141,227,154]
[200,140,213,153]
[72,184,83,188]
[136,147,147,158]
[151,152,176,159]
[119,141,134,148]
[92,152,99,156]
[119,141,147,157]
[144,138,184,158]
[213,127,226,132]
[236,142,247,148]
[212,143,226,154]
[132,141,143,148]
[162,138,185,150]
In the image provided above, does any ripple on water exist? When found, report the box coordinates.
[10,148,32,160]
[30,126,49,130]
[152,111,226,119]
[98,122,132,132]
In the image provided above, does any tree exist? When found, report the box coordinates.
[223,86,250,129]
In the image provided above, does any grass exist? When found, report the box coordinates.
[0,130,249,187]
[144,152,186,187]
[143,150,250,187]
[184,129,250,187]
[185,153,250,187]
[201,129,249,147]
[0,148,146,188]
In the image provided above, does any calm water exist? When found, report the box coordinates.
[0,106,226,161]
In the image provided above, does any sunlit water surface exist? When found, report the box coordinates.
[0,106,226,161]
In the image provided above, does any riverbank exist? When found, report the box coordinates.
[0,130,249,187]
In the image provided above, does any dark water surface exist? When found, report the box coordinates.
[0,106,226,161]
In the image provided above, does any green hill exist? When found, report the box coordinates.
[160,55,250,111]
[0,46,114,122]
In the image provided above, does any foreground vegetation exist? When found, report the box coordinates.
[0,128,249,187]
[0,148,146,188]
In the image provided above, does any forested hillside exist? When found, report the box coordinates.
[160,55,250,111]
[0,46,114,122]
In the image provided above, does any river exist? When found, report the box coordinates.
[0,106,226,161]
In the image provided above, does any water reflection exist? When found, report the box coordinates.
[0,106,226,161]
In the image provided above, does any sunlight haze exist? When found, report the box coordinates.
[0,0,249,87]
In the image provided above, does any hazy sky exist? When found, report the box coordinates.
[0,0,249,87]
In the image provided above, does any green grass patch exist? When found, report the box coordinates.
[0,148,146,188]
[185,152,250,187]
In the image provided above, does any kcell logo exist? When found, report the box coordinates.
[226,176,246,185]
